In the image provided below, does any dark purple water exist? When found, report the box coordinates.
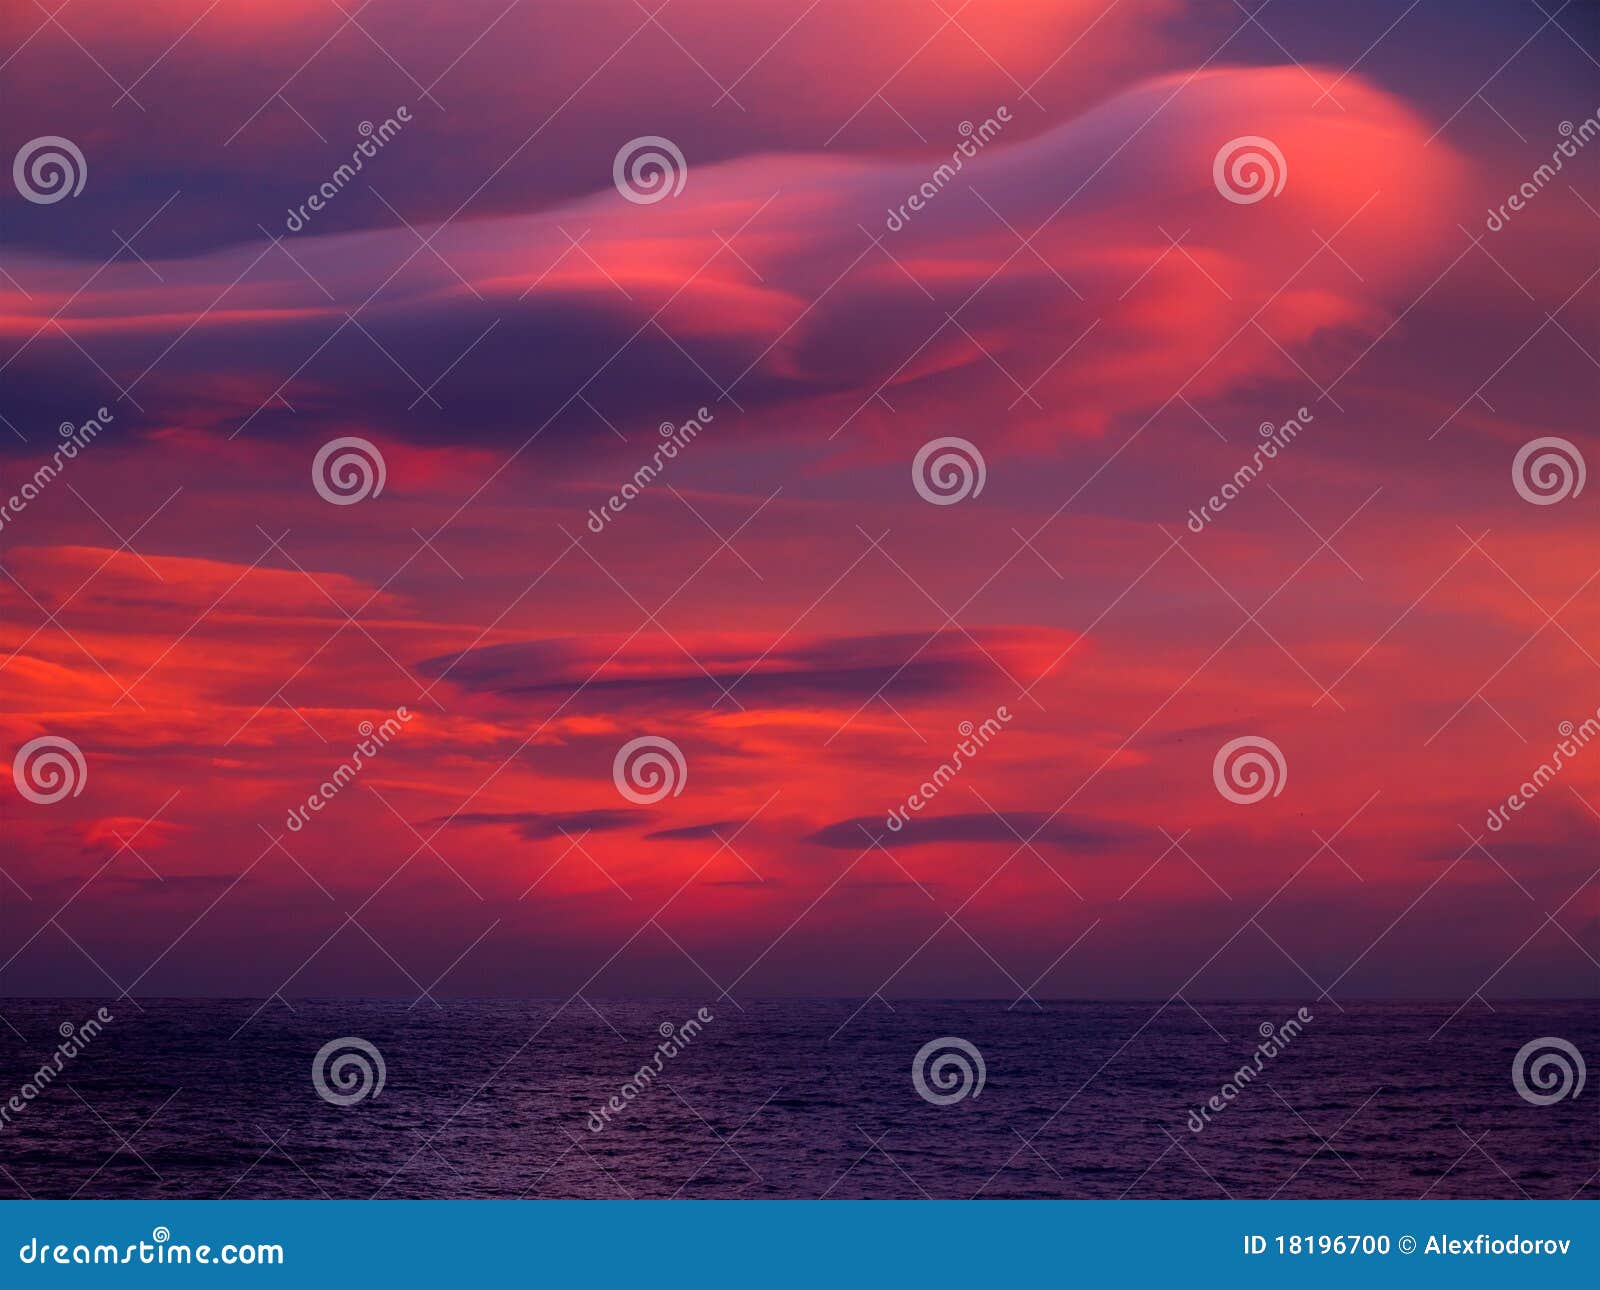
[0,998,1593,1199]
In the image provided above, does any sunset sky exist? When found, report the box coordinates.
[1,0,1596,1002]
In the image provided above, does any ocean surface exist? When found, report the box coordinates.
[0,998,1593,1199]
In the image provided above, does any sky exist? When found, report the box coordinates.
[0,0,1596,1001]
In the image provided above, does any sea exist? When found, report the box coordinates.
[0,998,1593,1199]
